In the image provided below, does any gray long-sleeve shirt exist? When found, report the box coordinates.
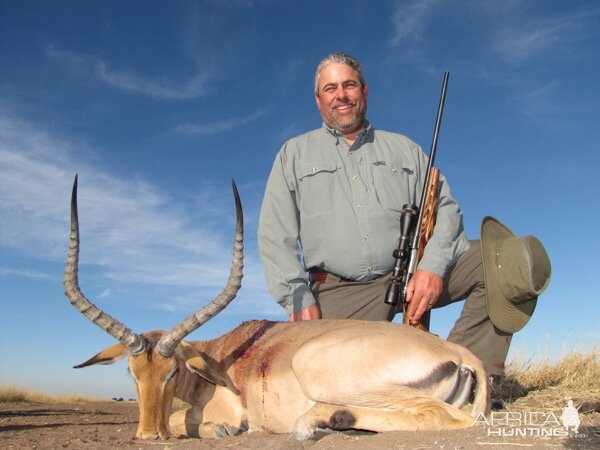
[258,122,470,315]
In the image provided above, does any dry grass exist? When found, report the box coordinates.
[491,347,600,435]
[0,384,110,405]
[507,348,600,392]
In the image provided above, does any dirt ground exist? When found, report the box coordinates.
[2,400,599,450]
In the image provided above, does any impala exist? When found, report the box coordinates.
[64,176,489,440]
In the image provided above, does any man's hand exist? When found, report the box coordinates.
[289,303,322,322]
[405,269,443,324]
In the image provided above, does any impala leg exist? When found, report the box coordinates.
[170,407,198,438]
[292,397,475,440]
[169,406,238,439]
[292,403,358,440]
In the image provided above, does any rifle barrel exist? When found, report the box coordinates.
[407,72,450,273]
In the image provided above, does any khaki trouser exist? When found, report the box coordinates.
[310,240,511,376]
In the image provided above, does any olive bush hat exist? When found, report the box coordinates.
[481,216,551,334]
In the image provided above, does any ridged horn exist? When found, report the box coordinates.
[63,175,145,355]
[156,179,244,357]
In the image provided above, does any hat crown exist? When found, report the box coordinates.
[495,236,551,305]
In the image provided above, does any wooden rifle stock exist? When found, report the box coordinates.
[417,167,440,262]
[402,167,440,331]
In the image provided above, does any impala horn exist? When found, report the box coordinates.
[64,175,145,355]
[156,179,244,357]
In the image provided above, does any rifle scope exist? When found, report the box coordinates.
[384,204,418,306]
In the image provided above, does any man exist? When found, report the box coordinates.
[257,52,550,378]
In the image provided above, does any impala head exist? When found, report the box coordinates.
[64,176,243,440]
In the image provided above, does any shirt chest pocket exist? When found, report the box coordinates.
[297,163,340,216]
[371,160,417,214]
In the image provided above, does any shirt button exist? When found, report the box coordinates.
[352,175,358,181]
[357,203,362,208]
[363,234,369,240]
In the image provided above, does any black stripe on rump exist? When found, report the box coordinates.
[405,361,458,390]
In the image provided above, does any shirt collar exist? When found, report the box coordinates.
[322,120,371,145]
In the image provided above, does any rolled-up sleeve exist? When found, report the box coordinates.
[258,146,316,315]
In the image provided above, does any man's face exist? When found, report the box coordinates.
[315,63,368,135]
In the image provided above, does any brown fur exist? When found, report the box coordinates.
[76,320,490,440]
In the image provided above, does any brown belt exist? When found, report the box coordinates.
[310,271,331,283]
[309,270,347,283]
[309,270,378,284]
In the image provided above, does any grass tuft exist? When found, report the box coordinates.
[0,385,110,405]
[493,348,600,414]
[507,349,599,391]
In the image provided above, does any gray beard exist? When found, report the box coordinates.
[323,111,366,135]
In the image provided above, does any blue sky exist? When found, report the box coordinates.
[1,0,598,398]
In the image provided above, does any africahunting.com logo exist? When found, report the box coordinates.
[474,400,582,437]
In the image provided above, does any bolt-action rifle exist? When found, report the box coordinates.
[384,72,450,330]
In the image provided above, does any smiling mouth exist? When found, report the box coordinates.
[334,102,355,111]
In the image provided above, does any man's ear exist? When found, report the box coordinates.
[179,342,237,393]
[73,343,128,368]
[362,83,369,98]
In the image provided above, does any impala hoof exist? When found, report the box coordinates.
[291,428,315,441]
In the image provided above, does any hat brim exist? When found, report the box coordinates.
[481,216,537,334]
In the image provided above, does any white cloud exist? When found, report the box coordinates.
[95,60,214,100]
[384,0,600,131]
[46,46,214,100]
[513,80,560,113]
[0,110,273,314]
[491,17,578,65]
[388,1,599,71]
[177,109,267,135]
[0,267,54,281]
[98,289,112,299]
[0,112,77,257]
[389,0,438,47]
[507,80,588,130]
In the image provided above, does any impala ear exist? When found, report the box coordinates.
[179,342,237,392]
[74,343,129,368]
